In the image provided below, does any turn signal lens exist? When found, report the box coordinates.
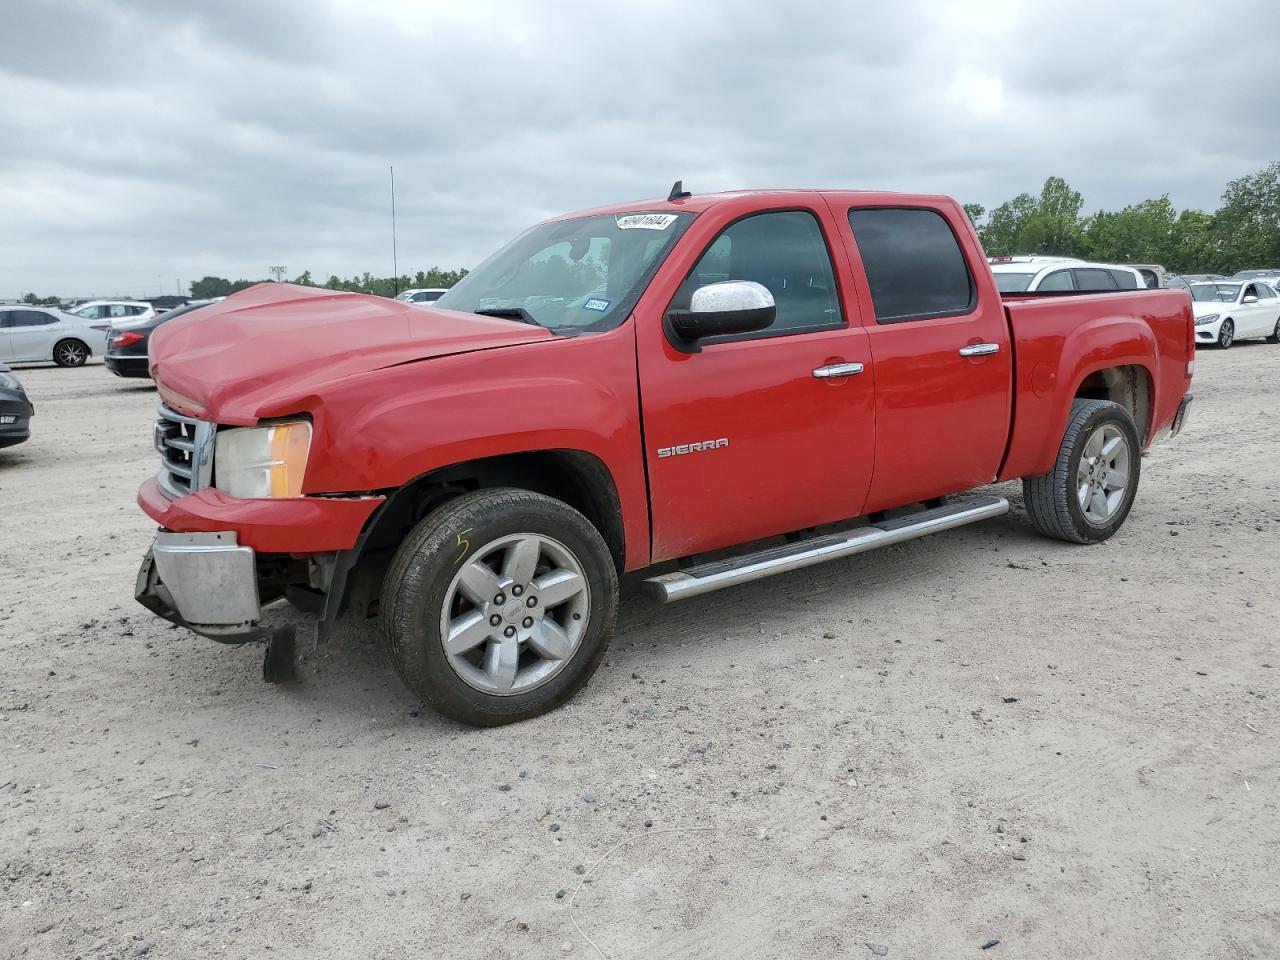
[214,420,312,498]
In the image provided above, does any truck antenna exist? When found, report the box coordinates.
[668,180,691,202]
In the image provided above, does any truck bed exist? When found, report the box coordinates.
[998,289,1195,481]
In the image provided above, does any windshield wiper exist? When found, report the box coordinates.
[473,307,540,326]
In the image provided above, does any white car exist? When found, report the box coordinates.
[989,257,1145,293]
[394,288,448,305]
[0,306,110,367]
[1190,280,1280,349]
[71,300,157,322]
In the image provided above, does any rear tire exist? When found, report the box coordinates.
[1023,399,1141,544]
[1267,318,1280,344]
[380,488,617,726]
[53,338,90,367]
[1217,319,1234,349]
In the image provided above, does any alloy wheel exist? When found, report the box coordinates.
[1076,424,1131,525]
[439,533,590,695]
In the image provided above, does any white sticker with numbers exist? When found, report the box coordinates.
[615,213,678,231]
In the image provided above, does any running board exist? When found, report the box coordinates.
[641,495,1009,603]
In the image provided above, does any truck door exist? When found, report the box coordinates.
[836,204,1012,511]
[634,203,876,563]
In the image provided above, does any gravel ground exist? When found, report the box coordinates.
[1,348,1277,960]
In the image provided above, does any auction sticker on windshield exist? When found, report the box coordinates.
[616,214,677,230]
[583,298,610,311]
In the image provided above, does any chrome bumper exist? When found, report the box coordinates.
[136,531,265,642]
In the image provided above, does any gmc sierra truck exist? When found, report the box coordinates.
[135,186,1195,725]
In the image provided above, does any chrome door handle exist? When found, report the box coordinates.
[959,343,1000,357]
[812,362,865,378]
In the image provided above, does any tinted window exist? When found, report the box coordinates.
[1074,269,1117,291]
[416,291,444,302]
[0,311,12,328]
[847,208,973,323]
[672,210,842,336]
[1038,270,1074,292]
[1110,269,1139,290]
[12,310,56,326]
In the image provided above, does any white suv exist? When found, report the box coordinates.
[989,257,1145,294]
[71,300,157,322]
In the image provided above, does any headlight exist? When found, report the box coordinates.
[214,420,312,498]
[0,372,20,390]
[1194,313,1219,327]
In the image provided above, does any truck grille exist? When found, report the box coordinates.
[154,404,215,498]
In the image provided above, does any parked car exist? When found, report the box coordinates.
[1164,274,1192,291]
[71,300,157,322]
[1181,274,1229,283]
[1124,264,1167,289]
[1190,280,1280,348]
[105,299,218,378]
[135,187,1194,725]
[0,306,109,366]
[989,257,1144,293]
[1230,269,1280,282]
[394,288,449,305]
[0,362,34,447]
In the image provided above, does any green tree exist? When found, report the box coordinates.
[1214,161,1280,271]
[1083,196,1178,266]
[979,177,1085,257]
[962,203,985,229]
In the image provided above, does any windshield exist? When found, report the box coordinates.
[435,212,694,333]
[1191,282,1240,303]
[993,272,1036,293]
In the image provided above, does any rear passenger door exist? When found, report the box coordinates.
[836,204,1012,511]
[7,310,59,361]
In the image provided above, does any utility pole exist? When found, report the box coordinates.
[390,165,399,296]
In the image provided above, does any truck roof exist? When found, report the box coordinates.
[552,188,959,220]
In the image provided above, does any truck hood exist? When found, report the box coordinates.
[149,284,555,423]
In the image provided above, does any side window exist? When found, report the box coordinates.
[0,311,12,328]
[108,304,131,318]
[13,310,55,326]
[421,291,444,302]
[1074,268,1117,291]
[672,210,842,336]
[1256,285,1276,300]
[1110,269,1139,290]
[1038,270,1075,292]
[847,208,974,323]
[1244,284,1259,300]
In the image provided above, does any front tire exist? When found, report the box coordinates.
[53,338,90,367]
[1023,399,1141,544]
[1267,318,1280,344]
[1217,319,1234,349]
[380,488,618,726]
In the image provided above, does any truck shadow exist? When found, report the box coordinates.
[258,485,1040,728]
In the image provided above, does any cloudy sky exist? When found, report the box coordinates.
[3,0,1278,298]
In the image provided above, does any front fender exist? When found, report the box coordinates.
[299,328,651,570]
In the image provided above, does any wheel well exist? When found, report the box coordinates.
[360,450,625,572]
[1074,365,1151,440]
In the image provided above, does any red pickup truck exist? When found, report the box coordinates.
[136,186,1194,725]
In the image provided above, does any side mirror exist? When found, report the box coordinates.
[1243,295,1258,304]
[665,281,776,353]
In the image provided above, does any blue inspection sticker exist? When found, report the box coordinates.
[583,298,610,312]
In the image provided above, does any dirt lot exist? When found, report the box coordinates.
[1,348,1276,960]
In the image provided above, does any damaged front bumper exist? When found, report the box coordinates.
[136,531,268,642]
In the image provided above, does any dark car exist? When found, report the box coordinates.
[0,362,34,448]
[105,299,217,378]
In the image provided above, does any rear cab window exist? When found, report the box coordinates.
[846,208,974,323]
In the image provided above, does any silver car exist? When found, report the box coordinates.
[0,305,110,367]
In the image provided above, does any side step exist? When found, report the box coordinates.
[641,495,1009,603]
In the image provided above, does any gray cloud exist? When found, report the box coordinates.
[2,0,1277,297]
